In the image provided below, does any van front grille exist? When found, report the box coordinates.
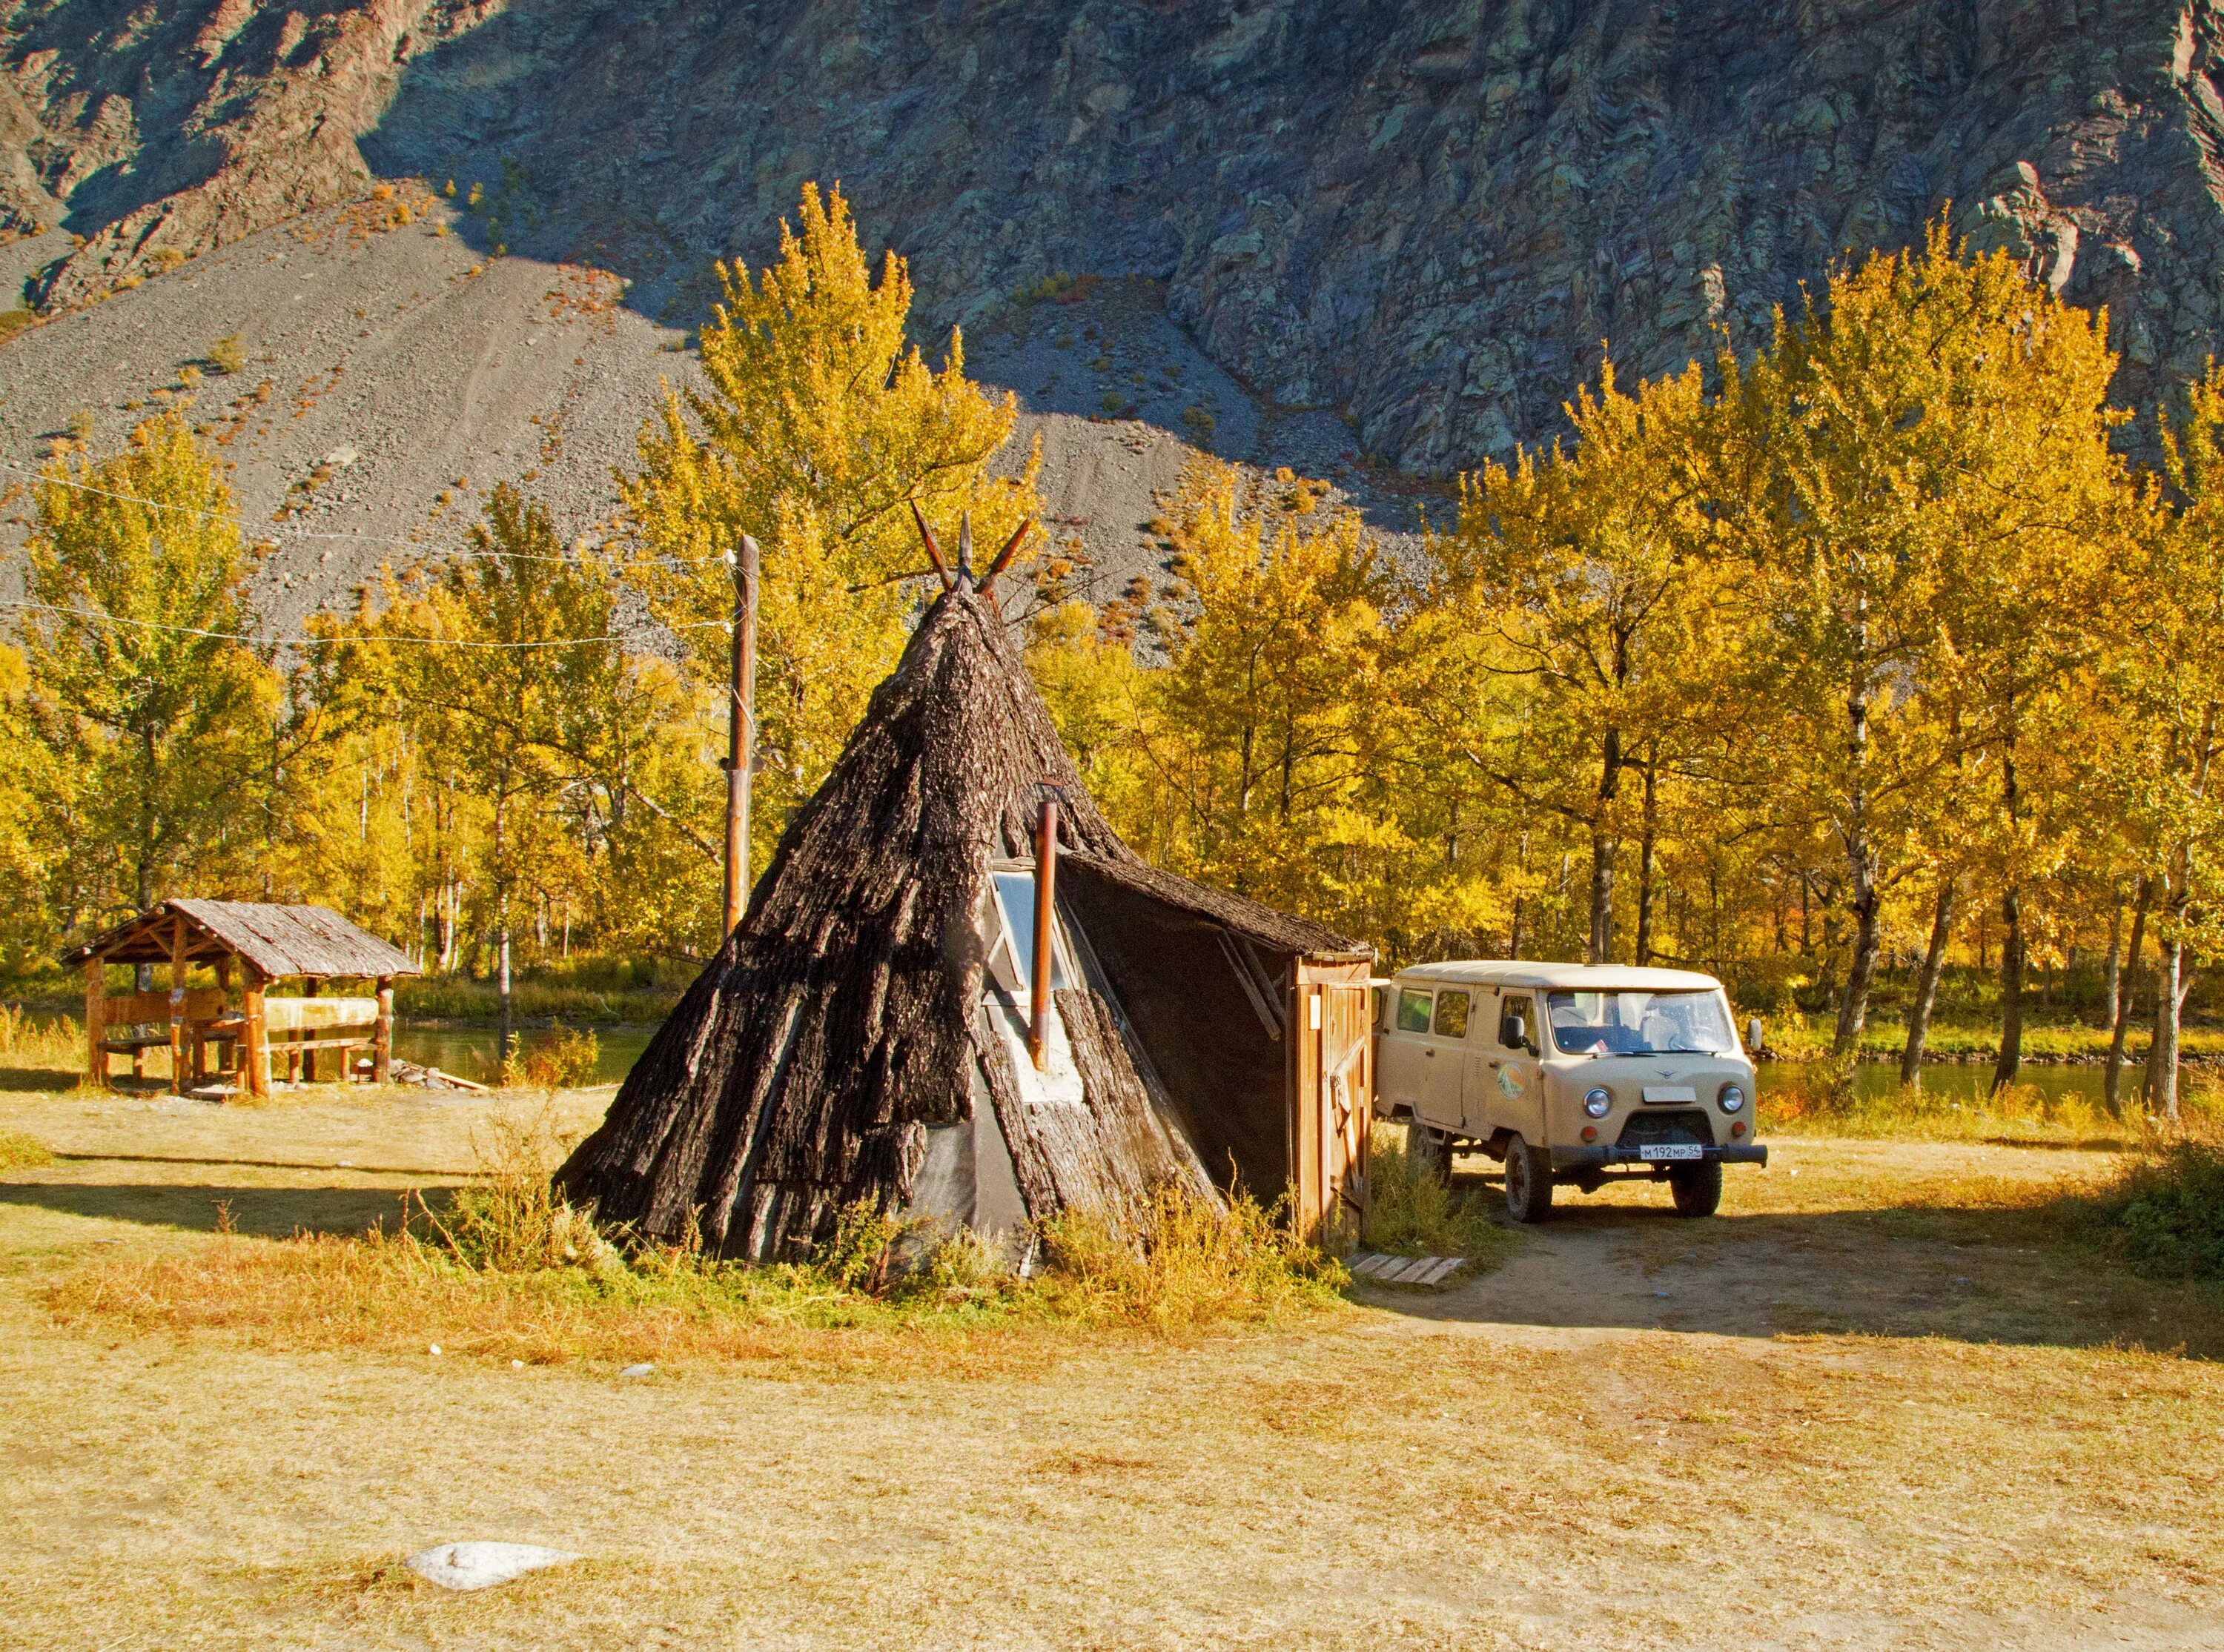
[1615,1110,1712,1149]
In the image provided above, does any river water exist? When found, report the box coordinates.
[392,1025,657,1087]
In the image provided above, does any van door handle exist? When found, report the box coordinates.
[1423,1049,1435,1058]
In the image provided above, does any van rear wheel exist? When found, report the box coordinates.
[1408,1120,1454,1185]
[1503,1134,1554,1224]
[1669,1161,1722,1218]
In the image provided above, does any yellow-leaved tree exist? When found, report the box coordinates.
[10,411,279,931]
[1717,222,2125,1061]
[340,487,721,1031]
[622,182,1042,874]
[2118,362,2224,1117]
[1423,358,1723,966]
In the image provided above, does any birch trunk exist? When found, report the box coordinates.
[1991,886,2025,1093]
[2103,878,2151,1117]
[1900,878,1955,1088]
[1634,752,1659,966]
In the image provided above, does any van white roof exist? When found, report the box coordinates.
[1390,959,1724,992]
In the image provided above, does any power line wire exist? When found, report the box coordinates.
[1,597,729,651]
[0,458,712,569]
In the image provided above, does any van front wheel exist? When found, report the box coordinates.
[1504,1134,1554,1224]
[1669,1161,1723,1218]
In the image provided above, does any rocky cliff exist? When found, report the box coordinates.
[5,1,2224,471]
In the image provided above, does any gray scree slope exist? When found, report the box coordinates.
[1,0,2220,606]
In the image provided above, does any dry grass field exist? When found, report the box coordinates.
[2,1077,2221,1651]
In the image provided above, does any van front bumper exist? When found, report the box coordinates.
[1552,1143,1769,1170]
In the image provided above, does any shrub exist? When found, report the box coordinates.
[499,1024,600,1089]
[2092,1136,2224,1280]
[1180,405,1216,448]
[1100,391,1128,415]
[1038,1185,1346,1326]
[1361,1121,1507,1261]
[0,1004,81,1069]
[207,335,245,374]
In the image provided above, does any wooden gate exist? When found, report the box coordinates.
[1289,962,1375,1241]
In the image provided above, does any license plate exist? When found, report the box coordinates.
[1639,1144,1704,1162]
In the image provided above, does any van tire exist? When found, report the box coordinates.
[1408,1121,1454,1184]
[1503,1135,1553,1224]
[1669,1161,1722,1218]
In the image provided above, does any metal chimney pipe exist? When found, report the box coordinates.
[1029,797,1059,1071]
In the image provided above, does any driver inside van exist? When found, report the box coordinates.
[1546,990,1734,1056]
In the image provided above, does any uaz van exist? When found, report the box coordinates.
[1375,961,1766,1221]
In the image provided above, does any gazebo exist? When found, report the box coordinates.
[62,900,419,1098]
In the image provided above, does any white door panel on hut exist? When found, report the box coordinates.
[556,573,1374,1261]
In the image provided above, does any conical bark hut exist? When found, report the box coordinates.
[557,580,1371,1259]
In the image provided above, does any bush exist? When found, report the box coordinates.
[208,335,245,374]
[1038,1185,1346,1326]
[1099,391,1128,415]
[499,1024,600,1089]
[1361,1121,1509,1261]
[0,1004,80,1069]
[2094,1137,2224,1280]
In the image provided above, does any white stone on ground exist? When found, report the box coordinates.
[404,1542,580,1591]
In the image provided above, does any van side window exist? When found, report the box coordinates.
[1395,987,1433,1033]
[1432,989,1469,1038]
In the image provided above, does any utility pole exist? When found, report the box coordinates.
[723,534,760,938]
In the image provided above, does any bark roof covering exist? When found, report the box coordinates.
[557,583,1364,1257]
[61,899,418,978]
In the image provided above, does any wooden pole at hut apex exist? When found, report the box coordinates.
[723,534,761,937]
[1030,796,1059,1071]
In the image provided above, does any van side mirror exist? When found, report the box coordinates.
[1747,1016,1765,1052]
[1499,1012,1529,1052]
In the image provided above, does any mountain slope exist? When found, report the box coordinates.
[8,1,2224,474]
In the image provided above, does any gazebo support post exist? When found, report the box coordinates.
[243,967,269,1098]
[374,975,394,1084]
[168,915,188,1096]
[214,957,231,1086]
[83,960,106,1092]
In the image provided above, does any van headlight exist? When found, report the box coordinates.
[1718,1084,1747,1114]
[1583,1087,1612,1118]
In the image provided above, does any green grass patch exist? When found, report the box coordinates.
[1761,1012,2224,1065]
[1764,1062,2224,1145]
[0,1130,56,1169]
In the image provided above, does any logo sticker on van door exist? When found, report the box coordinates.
[1497,1066,1523,1099]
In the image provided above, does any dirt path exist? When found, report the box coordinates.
[1363,1138,2210,1356]
[2,1098,2221,1650]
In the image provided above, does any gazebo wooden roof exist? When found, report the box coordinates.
[62,900,417,979]
[65,900,417,1098]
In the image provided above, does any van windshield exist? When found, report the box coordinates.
[1545,990,1734,1056]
